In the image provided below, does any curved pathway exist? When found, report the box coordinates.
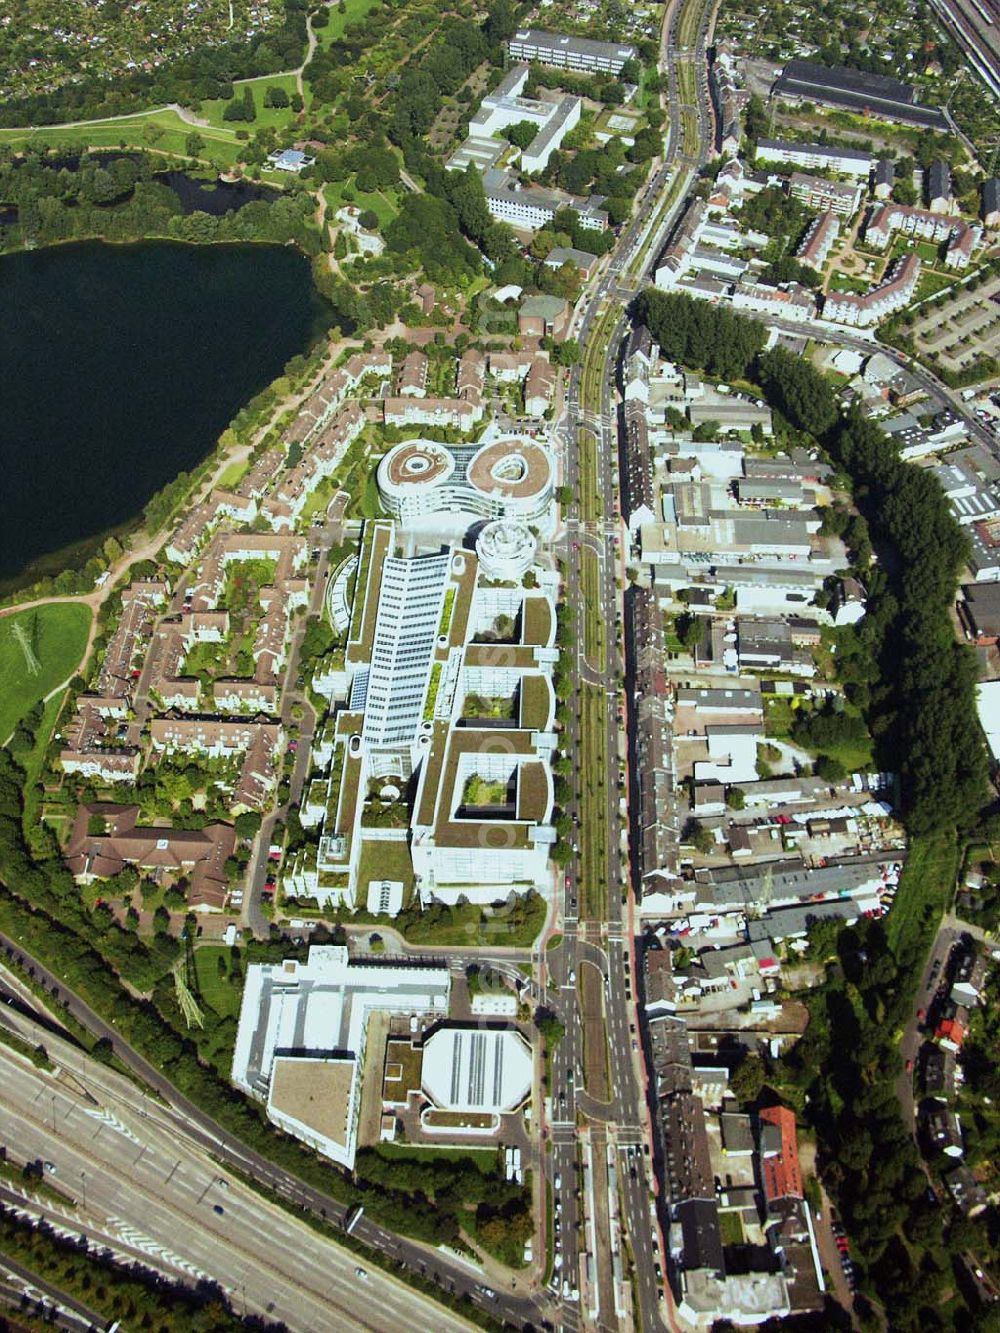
[296,15,318,101]
[1,102,209,133]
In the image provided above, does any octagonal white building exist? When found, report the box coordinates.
[421,1026,533,1113]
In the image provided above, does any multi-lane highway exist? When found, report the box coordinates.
[0,950,549,1331]
[0,1002,474,1333]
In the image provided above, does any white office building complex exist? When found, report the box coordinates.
[755,138,873,178]
[361,549,453,750]
[448,65,582,176]
[231,945,450,1168]
[476,520,538,581]
[286,521,558,909]
[376,435,555,536]
[507,28,638,74]
[482,168,608,231]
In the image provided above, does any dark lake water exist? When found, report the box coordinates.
[0,240,328,584]
[4,156,279,218]
[158,172,279,216]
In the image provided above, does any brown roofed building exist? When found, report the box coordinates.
[59,703,141,782]
[662,1091,715,1200]
[518,294,570,341]
[398,351,429,398]
[488,350,536,382]
[524,357,556,416]
[383,396,481,429]
[281,349,392,449]
[236,446,283,499]
[758,1104,803,1203]
[645,948,675,1007]
[66,803,235,911]
[456,349,486,401]
[960,582,1000,645]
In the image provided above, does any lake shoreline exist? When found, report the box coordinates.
[0,238,328,587]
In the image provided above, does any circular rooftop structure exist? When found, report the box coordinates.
[378,440,455,497]
[377,435,554,531]
[476,520,537,581]
[467,437,552,504]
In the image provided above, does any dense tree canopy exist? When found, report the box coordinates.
[384,192,481,284]
[633,288,768,382]
[0,0,309,126]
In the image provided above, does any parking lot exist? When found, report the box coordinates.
[910,272,1000,375]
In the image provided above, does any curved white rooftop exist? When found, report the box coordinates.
[377,436,554,534]
[476,520,537,580]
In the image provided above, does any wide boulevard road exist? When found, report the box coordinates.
[541,0,718,1328]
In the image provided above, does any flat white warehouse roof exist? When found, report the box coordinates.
[422,1027,532,1112]
[977,680,1000,762]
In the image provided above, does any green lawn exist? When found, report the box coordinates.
[21,689,69,856]
[812,733,874,772]
[197,72,302,133]
[578,429,602,524]
[579,682,609,922]
[885,832,958,960]
[0,603,91,744]
[313,0,382,49]
[719,1210,745,1246]
[371,1141,497,1167]
[193,945,244,1019]
[298,474,340,524]
[581,548,604,668]
[324,178,400,228]
[891,238,943,265]
[216,459,250,490]
[764,696,873,772]
[915,271,957,303]
[0,109,243,166]
[826,272,872,296]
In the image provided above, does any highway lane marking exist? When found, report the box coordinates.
[82,1106,140,1143]
[2,1076,431,1332]
[106,1216,211,1281]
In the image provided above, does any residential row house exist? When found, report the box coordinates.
[863,203,981,270]
[59,581,169,782]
